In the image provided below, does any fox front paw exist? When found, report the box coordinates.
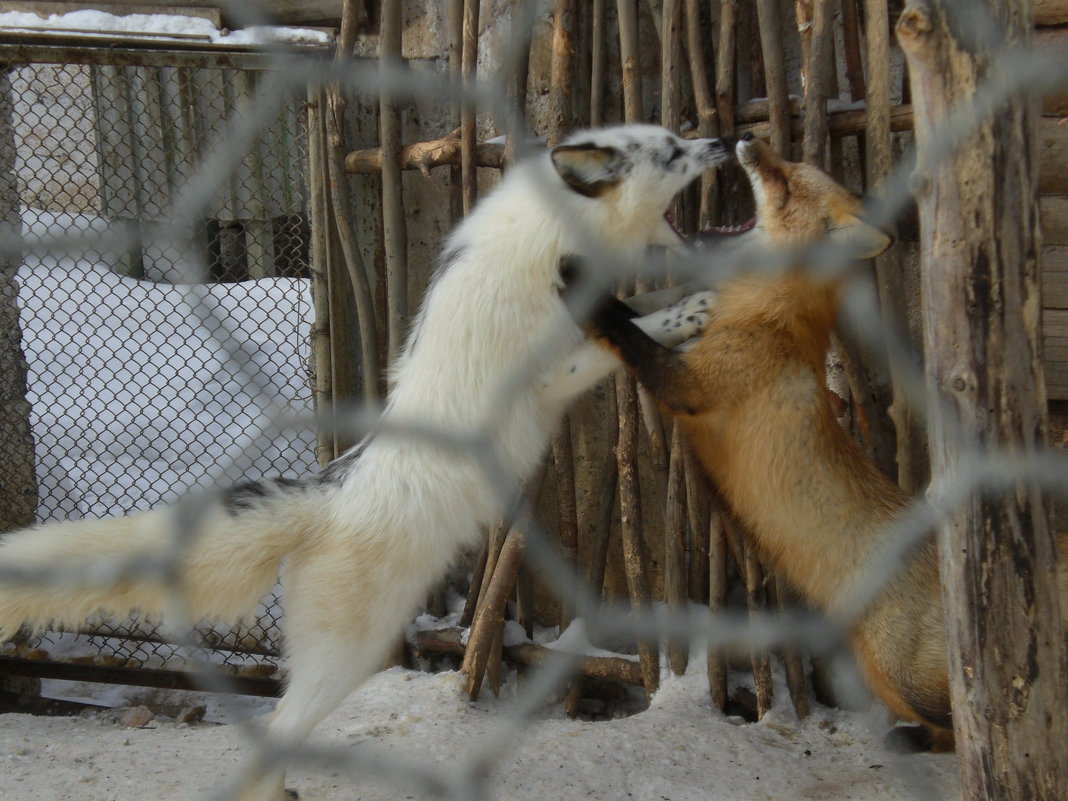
[661,290,715,341]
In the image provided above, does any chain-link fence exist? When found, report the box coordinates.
[4,53,316,677]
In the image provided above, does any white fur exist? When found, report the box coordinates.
[0,124,730,800]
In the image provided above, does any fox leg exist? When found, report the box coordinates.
[539,289,715,409]
[586,295,711,416]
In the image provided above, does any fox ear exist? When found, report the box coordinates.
[828,215,893,259]
[551,144,625,198]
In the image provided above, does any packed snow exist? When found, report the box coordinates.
[16,209,318,521]
[0,663,959,800]
[0,9,331,46]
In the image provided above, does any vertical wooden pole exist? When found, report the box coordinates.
[755,0,790,155]
[0,65,37,531]
[617,0,645,122]
[590,0,606,127]
[799,0,831,168]
[380,0,408,363]
[461,0,480,215]
[327,3,380,406]
[869,0,924,493]
[899,2,1068,798]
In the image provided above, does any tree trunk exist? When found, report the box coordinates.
[0,66,38,532]
[898,3,1068,799]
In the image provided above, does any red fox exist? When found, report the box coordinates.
[582,134,1068,752]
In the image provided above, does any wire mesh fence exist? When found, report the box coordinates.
[0,0,1065,800]
[5,55,315,672]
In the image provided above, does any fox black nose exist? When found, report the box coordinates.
[741,131,755,142]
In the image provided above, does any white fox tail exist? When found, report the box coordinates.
[0,484,318,640]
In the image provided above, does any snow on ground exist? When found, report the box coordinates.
[0,665,959,801]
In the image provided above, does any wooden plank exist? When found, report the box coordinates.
[1037,29,1068,117]
[1039,116,1068,195]
[1043,248,1068,308]
[1042,196,1068,245]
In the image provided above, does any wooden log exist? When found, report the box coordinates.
[345,132,505,174]
[412,628,645,686]
[1036,0,1068,25]
[899,2,1068,797]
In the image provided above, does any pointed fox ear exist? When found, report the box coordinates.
[551,144,625,198]
[827,215,894,259]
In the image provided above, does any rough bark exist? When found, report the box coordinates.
[0,66,37,531]
[899,2,1068,798]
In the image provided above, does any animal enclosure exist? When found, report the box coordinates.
[0,0,1066,799]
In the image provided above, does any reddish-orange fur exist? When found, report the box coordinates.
[594,138,1067,749]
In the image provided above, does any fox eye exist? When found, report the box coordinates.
[666,146,684,165]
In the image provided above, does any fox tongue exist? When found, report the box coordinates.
[664,207,679,234]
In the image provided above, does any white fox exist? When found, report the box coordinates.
[0,124,732,800]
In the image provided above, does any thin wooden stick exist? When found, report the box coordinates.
[707,506,727,711]
[772,575,810,719]
[463,529,524,701]
[684,443,710,604]
[664,426,689,675]
[306,87,335,467]
[346,132,505,174]
[617,0,645,122]
[715,0,737,135]
[590,0,606,126]
[380,0,407,363]
[684,0,719,227]
[742,536,774,719]
[448,0,463,223]
[755,0,790,155]
[460,0,479,215]
[799,0,831,168]
[326,2,379,406]
[866,0,919,492]
[459,539,490,627]
[553,422,579,631]
[839,0,868,185]
[616,377,660,700]
[548,0,574,144]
